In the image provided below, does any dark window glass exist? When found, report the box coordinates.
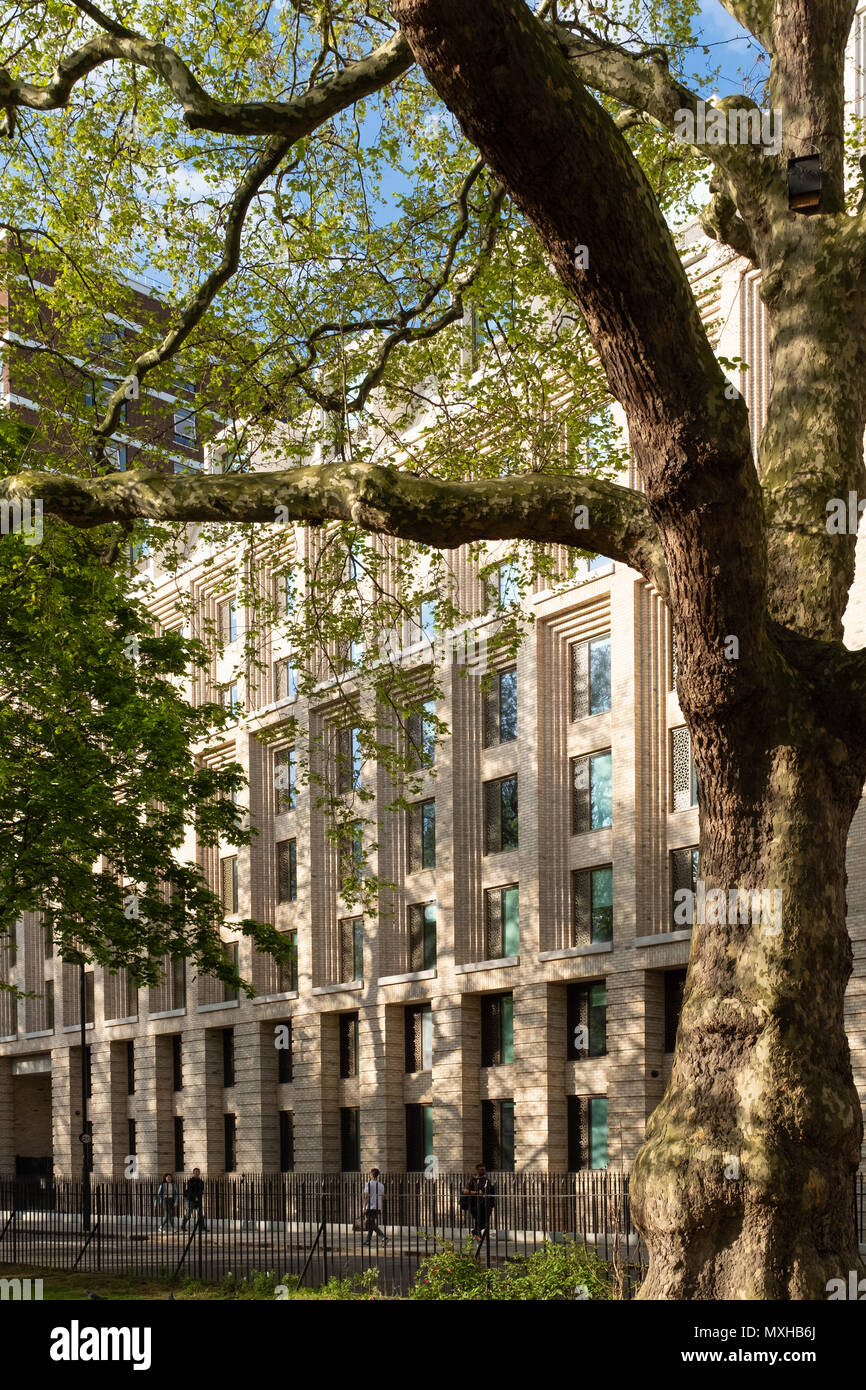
[409,799,436,872]
[484,885,520,959]
[340,1107,360,1172]
[664,968,688,1052]
[336,724,363,792]
[172,1034,182,1091]
[404,1003,433,1072]
[566,981,607,1059]
[567,1096,609,1170]
[481,1099,515,1171]
[224,1113,236,1172]
[275,748,297,812]
[128,1118,136,1157]
[406,1103,434,1171]
[484,776,518,853]
[127,1040,136,1095]
[481,993,515,1067]
[408,902,437,971]
[339,918,363,982]
[572,865,613,946]
[407,699,436,769]
[174,1116,184,1172]
[279,1110,294,1172]
[223,942,239,1002]
[277,839,298,903]
[671,847,699,926]
[277,1020,293,1083]
[222,1028,235,1087]
[339,1012,360,1078]
[485,668,518,745]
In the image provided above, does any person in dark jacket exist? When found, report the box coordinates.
[181,1168,207,1232]
[464,1164,497,1243]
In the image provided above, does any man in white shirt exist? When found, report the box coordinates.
[363,1167,387,1247]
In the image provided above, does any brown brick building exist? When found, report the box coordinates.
[1,220,865,1184]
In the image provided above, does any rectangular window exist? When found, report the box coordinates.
[224,1113,236,1172]
[339,821,364,890]
[278,932,298,994]
[339,1012,360,1078]
[484,668,518,746]
[128,1118,136,1158]
[406,1103,434,1171]
[418,599,436,641]
[481,993,514,1067]
[274,572,296,615]
[127,1040,136,1095]
[222,1028,235,1087]
[571,865,613,946]
[277,839,298,904]
[671,846,699,927]
[84,972,95,1025]
[484,775,519,853]
[408,902,437,972]
[567,1096,609,1171]
[44,979,54,1032]
[275,749,297,812]
[571,751,612,833]
[277,1021,293,1083]
[484,884,520,959]
[125,971,138,1018]
[336,724,362,792]
[274,657,298,703]
[339,917,363,983]
[279,1110,294,1172]
[340,1107,360,1172]
[566,981,607,1059]
[83,1044,92,1098]
[171,956,187,1011]
[481,1099,515,1172]
[172,1034,183,1091]
[223,941,239,1003]
[408,799,436,872]
[496,561,520,607]
[664,968,688,1052]
[407,699,436,770]
[571,635,611,720]
[671,726,698,810]
[216,598,238,645]
[220,856,239,914]
[218,682,240,716]
[173,407,197,447]
[405,1002,433,1073]
[174,1116,185,1173]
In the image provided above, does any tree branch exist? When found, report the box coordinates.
[552,26,774,259]
[0,464,669,595]
[0,14,412,138]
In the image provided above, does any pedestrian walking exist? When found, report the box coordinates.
[155,1173,178,1230]
[464,1163,497,1246]
[181,1167,207,1232]
[362,1167,387,1247]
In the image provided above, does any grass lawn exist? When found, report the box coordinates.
[0,1265,366,1300]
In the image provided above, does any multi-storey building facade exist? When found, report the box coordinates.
[4,59,866,1180]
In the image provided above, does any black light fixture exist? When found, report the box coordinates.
[787,153,822,214]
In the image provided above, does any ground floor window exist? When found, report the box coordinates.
[481,1099,515,1171]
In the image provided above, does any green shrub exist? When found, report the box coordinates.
[409,1240,613,1300]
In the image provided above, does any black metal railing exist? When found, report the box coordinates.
[0,1171,862,1298]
